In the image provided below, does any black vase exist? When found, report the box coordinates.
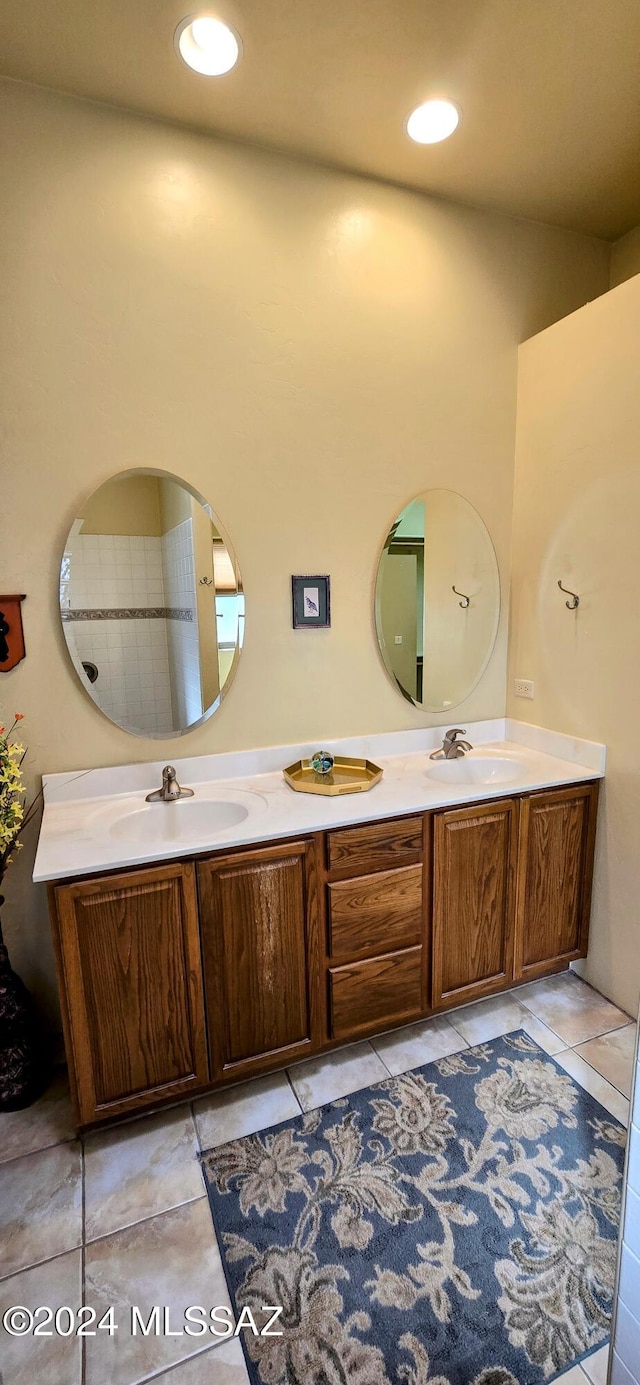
[0,896,47,1110]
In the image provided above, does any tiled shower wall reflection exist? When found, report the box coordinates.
[61,526,200,735]
[67,617,174,735]
[61,530,165,609]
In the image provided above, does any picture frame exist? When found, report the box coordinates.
[291,575,331,629]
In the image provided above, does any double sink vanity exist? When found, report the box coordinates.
[34,720,604,1130]
[44,469,605,1130]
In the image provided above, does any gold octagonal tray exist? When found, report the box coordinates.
[283,756,383,796]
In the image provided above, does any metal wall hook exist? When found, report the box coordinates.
[199,576,214,587]
[452,586,470,609]
[558,580,580,610]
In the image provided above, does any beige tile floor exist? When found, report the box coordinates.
[0,970,634,1384]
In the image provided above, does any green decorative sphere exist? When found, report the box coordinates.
[310,750,334,776]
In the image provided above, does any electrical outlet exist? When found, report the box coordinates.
[394,635,403,644]
[514,678,534,699]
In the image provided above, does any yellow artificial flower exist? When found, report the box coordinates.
[0,715,27,871]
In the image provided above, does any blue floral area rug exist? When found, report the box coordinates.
[201,1031,626,1385]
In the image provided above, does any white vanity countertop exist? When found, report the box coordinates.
[33,718,605,884]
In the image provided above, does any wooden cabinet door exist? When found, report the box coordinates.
[198,839,322,1081]
[514,783,599,982]
[432,800,518,1008]
[53,862,209,1126]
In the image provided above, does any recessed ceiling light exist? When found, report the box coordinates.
[175,14,242,76]
[406,99,460,145]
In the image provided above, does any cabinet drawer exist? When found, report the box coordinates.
[327,815,423,876]
[328,864,423,961]
[329,946,423,1040]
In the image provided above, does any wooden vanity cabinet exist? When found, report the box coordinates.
[431,799,519,1009]
[513,782,599,982]
[48,782,599,1130]
[51,861,209,1126]
[197,838,323,1082]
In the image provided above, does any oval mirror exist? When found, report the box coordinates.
[60,469,243,737]
[375,489,500,712]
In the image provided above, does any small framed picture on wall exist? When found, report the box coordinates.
[291,575,331,629]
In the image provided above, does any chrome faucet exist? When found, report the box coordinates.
[145,766,195,803]
[430,729,474,761]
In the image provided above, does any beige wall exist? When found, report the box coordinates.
[158,475,192,534]
[610,224,640,289]
[81,473,162,535]
[508,273,640,1017]
[423,491,500,712]
[0,78,610,1027]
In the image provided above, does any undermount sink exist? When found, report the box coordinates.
[426,753,526,786]
[104,788,267,845]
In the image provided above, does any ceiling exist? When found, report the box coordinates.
[2,0,640,240]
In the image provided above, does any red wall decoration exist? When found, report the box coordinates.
[0,595,26,671]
